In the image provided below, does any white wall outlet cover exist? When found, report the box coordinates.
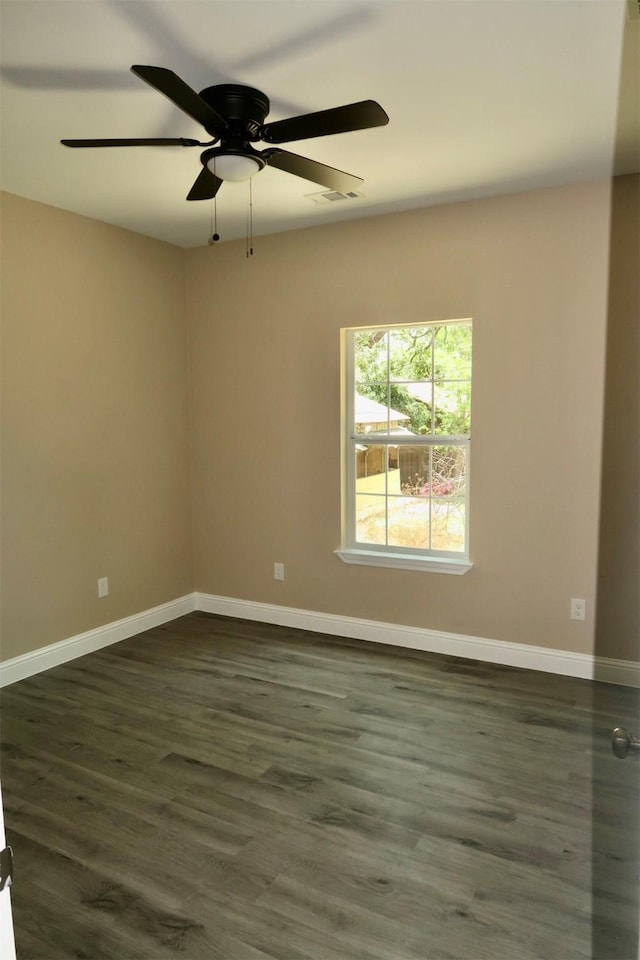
[570,598,586,621]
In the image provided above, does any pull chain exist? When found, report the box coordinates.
[246,179,254,258]
[208,164,220,245]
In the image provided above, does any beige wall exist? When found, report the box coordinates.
[1,192,193,661]
[3,178,634,667]
[187,180,613,655]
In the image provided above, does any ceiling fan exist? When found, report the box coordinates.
[61,65,389,201]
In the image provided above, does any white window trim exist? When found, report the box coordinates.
[341,320,472,570]
[335,548,473,575]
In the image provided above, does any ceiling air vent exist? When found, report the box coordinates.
[306,189,365,205]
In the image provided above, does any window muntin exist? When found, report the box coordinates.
[344,321,472,562]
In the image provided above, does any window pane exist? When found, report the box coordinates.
[354,386,412,435]
[390,383,432,434]
[354,330,387,382]
[397,445,431,495]
[355,494,387,544]
[431,445,467,497]
[394,445,466,497]
[431,500,466,552]
[355,443,387,482]
[433,382,471,434]
[388,496,430,549]
[389,326,434,381]
[434,324,472,380]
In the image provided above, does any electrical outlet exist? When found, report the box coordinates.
[274,562,284,581]
[98,577,109,598]
[570,598,586,621]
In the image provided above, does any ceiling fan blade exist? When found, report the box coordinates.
[131,65,228,135]
[187,167,224,202]
[261,100,388,144]
[262,149,363,193]
[61,138,203,148]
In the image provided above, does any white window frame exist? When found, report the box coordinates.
[336,319,473,575]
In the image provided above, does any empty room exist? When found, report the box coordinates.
[0,2,638,958]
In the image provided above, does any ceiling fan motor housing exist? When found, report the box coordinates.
[198,84,272,176]
[198,84,270,140]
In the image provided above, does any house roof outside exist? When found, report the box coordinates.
[355,393,409,429]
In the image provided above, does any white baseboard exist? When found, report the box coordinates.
[0,594,197,687]
[196,592,640,688]
[2,591,638,688]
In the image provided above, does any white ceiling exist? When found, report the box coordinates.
[1,1,638,248]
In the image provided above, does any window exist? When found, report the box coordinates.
[338,320,472,574]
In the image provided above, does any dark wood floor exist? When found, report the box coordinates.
[1,613,638,960]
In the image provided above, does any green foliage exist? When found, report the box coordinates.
[354,323,472,436]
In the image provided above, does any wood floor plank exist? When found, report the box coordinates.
[9,832,273,960]
[1,611,638,959]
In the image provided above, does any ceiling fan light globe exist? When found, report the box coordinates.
[207,154,261,181]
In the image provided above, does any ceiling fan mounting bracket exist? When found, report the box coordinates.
[198,83,270,140]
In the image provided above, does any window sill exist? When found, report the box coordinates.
[335,549,473,575]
